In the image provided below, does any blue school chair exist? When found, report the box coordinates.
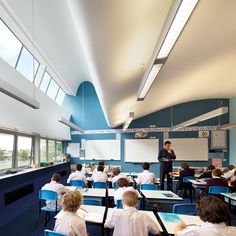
[83,198,103,206]
[140,184,158,190]
[39,190,60,226]
[182,176,195,203]
[208,186,229,194]
[44,229,68,236]
[116,199,141,209]
[172,203,196,215]
[113,182,119,190]
[70,180,85,188]
[92,182,107,189]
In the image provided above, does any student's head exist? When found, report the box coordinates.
[76,164,82,171]
[122,191,138,208]
[62,191,83,213]
[197,195,230,223]
[207,164,215,171]
[51,173,61,183]
[212,168,223,178]
[164,141,171,150]
[98,161,105,166]
[234,169,236,176]
[97,165,104,172]
[117,178,129,187]
[228,165,235,170]
[142,162,150,170]
[112,167,120,176]
[181,162,189,170]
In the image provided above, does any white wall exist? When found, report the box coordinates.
[0,57,71,140]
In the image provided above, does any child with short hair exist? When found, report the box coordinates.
[114,178,138,204]
[136,162,157,185]
[54,191,87,236]
[105,191,160,236]
[175,195,236,236]
[112,167,130,185]
[67,164,87,185]
[91,165,108,182]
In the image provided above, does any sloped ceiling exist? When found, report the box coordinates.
[3,0,236,128]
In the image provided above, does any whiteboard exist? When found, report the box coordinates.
[85,140,120,160]
[165,138,208,161]
[125,139,159,163]
[67,143,80,157]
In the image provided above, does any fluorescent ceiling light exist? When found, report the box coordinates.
[172,107,229,131]
[123,112,134,131]
[157,0,199,59]
[0,77,40,109]
[58,117,84,134]
[220,123,236,130]
[138,64,162,101]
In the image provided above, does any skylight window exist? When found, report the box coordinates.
[40,71,51,93]
[46,78,59,100]
[55,88,66,106]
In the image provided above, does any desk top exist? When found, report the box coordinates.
[66,187,106,197]
[55,205,106,224]
[189,179,207,186]
[108,188,142,198]
[158,212,203,235]
[221,192,236,201]
[107,208,163,232]
[141,190,183,200]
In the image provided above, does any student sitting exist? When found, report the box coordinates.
[105,191,160,236]
[54,191,87,236]
[41,173,68,209]
[136,162,157,185]
[176,163,195,191]
[222,165,236,181]
[91,165,108,183]
[198,164,215,179]
[92,161,109,174]
[174,195,236,236]
[114,178,138,205]
[206,168,228,193]
[112,167,129,184]
[67,164,87,185]
[230,169,236,191]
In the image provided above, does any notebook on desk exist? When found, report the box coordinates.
[159,212,182,223]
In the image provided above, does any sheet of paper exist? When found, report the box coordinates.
[159,213,182,223]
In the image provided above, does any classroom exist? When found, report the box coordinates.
[1,0,236,236]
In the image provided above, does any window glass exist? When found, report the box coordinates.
[46,79,59,100]
[55,88,66,106]
[48,140,55,161]
[0,133,14,170]
[16,47,39,82]
[0,20,22,67]
[40,139,47,162]
[40,71,51,93]
[56,141,62,161]
[17,136,32,167]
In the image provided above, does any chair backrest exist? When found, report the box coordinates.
[116,199,141,209]
[39,190,58,201]
[83,198,102,206]
[44,229,68,236]
[140,184,158,190]
[92,182,107,189]
[70,180,85,188]
[128,182,134,187]
[183,176,195,183]
[172,203,196,215]
[208,186,229,194]
[113,182,119,190]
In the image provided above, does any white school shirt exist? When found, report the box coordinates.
[113,186,138,204]
[177,222,236,236]
[222,168,236,181]
[41,181,68,209]
[104,207,160,236]
[136,170,157,185]
[112,173,130,184]
[67,170,87,185]
[91,171,108,182]
[54,211,87,236]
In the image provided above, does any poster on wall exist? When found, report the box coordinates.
[67,143,80,157]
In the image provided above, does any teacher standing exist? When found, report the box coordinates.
[158,141,176,190]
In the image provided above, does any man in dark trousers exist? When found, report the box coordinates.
[158,141,176,190]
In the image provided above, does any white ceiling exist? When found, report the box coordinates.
[2,0,236,127]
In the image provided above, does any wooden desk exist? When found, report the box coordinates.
[158,212,203,235]
[140,190,183,210]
